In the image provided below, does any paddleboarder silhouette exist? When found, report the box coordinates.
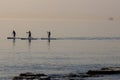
[47,31,51,39]
[47,31,51,43]
[26,31,31,38]
[12,30,16,38]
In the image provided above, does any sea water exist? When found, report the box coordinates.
[0,19,120,80]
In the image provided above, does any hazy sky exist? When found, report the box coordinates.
[0,0,119,38]
[0,0,120,19]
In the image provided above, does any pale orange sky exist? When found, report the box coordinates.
[0,0,119,19]
[0,0,119,38]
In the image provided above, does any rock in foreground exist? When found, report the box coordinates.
[13,72,50,80]
[12,67,120,80]
[87,67,120,75]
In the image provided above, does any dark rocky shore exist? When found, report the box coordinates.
[13,67,120,80]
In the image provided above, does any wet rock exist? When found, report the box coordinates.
[13,67,120,80]
[87,67,120,75]
[20,72,35,76]
[101,67,120,71]
[13,76,23,80]
[79,73,92,78]
[13,72,50,80]
[63,73,98,79]
[36,73,47,76]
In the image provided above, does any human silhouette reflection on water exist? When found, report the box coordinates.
[12,39,16,47]
[47,40,51,50]
[48,39,50,43]
[27,39,31,51]
[28,39,31,46]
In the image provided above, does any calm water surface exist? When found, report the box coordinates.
[0,39,120,79]
[0,19,120,79]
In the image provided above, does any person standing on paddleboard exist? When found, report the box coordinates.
[12,30,16,38]
[26,31,31,38]
[47,31,51,39]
